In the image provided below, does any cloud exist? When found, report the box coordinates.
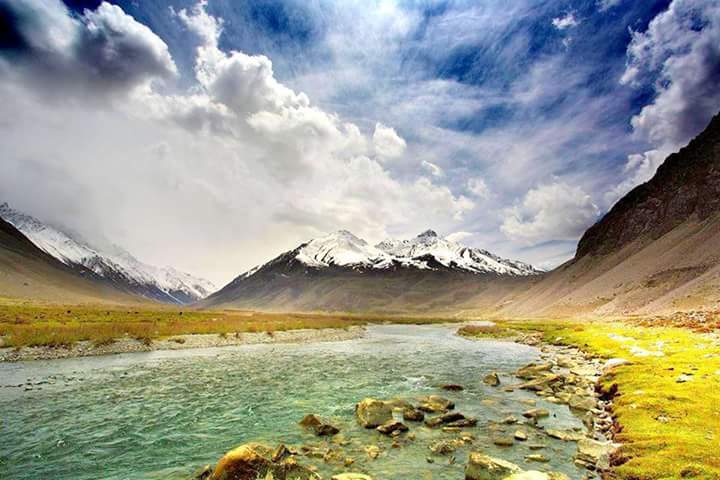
[0,0,176,99]
[445,231,474,243]
[373,123,407,159]
[552,13,579,30]
[597,0,624,12]
[0,0,475,284]
[501,182,600,244]
[622,0,720,147]
[466,177,490,199]
[421,160,444,177]
[609,0,720,202]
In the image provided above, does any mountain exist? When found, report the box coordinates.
[0,217,142,303]
[0,204,215,304]
[478,112,720,317]
[202,230,541,312]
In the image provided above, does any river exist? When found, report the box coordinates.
[0,324,586,479]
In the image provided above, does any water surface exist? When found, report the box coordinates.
[0,325,585,479]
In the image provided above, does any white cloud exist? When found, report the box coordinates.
[0,0,475,284]
[552,13,579,30]
[607,0,720,207]
[597,0,624,12]
[501,182,600,244]
[445,231,474,243]
[421,160,444,177]
[467,177,490,199]
[372,123,407,159]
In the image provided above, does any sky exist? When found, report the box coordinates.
[1,0,719,285]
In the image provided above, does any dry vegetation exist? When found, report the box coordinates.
[0,299,458,348]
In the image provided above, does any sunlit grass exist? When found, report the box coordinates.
[477,319,720,480]
[0,302,459,348]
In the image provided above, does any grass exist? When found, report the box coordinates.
[469,319,720,480]
[457,323,518,339]
[0,301,459,348]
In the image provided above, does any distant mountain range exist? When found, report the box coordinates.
[202,229,541,311]
[0,204,215,304]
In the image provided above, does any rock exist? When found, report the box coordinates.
[575,438,619,471]
[209,443,319,480]
[545,429,584,442]
[483,372,501,386]
[568,395,596,411]
[364,445,380,460]
[514,430,528,441]
[501,415,519,424]
[193,464,213,480]
[442,384,464,391]
[518,374,564,392]
[676,374,693,383]
[331,475,373,480]
[603,358,632,371]
[425,411,466,428]
[299,414,340,436]
[525,454,549,463]
[492,436,514,447]
[527,444,546,450]
[447,417,478,428]
[402,407,425,422]
[516,363,553,379]
[271,445,291,463]
[376,420,408,435]
[465,452,521,480]
[355,398,393,428]
[417,395,455,413]
[522,408,550,420]
[504,472,569,480]
[429,440,459,455]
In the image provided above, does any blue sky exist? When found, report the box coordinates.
[1,0,719,283]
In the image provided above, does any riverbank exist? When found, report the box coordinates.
[0,326,366,361]
[461,320,720,479]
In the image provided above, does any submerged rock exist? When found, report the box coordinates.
[417,395,455,413]
[299,414,340,436]
[355,398,393,428]
[465,452,521,480]
[425,411,466,428]
[376,420,409,435]
[522,408,550,420]
[402,407,425,422]
[483,373,501,386]
[442,384,464,391]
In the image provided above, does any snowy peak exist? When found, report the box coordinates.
[0,203,216,304]
[288,229,541,276]
[296,230,393,269]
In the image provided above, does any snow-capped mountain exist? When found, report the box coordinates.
[287,229,541,276]
[0,203,215,304]
[202,229,542,311]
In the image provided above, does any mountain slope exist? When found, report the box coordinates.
[0,217,142,304]
[0,204,215,304]
[485,112,720,317]
[203,230,541,312]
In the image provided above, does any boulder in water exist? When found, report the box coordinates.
[209,443,319,480]
[425,411,466,428]
[417,395,455,413]
[402,407,424,422]
[299,414,340,436]
[483,373,501,386]
[355,399,393,428]
[376,420,409,435]
[465,452,521,480]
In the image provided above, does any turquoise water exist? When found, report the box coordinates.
[0,325,586,479]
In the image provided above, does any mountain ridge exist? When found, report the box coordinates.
[0,203,216,304]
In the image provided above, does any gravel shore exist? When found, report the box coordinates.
[0,326,366,362]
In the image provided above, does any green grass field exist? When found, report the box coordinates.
[463,319,720,480]
[0,298,457,348]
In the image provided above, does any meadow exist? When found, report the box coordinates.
[463,319,720,480]
[0,298,456,348]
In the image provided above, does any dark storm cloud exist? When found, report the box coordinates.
[0,0,176,99]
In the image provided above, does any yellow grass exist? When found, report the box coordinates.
[470,319,720,480]
[0,301,458,348]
